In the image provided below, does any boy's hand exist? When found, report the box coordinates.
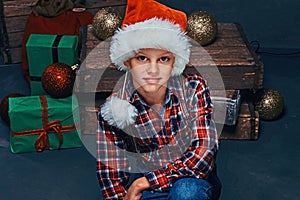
[124,177,151,200]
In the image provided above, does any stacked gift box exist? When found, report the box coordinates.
[8,34,82,153]
[26,34,79,95]
[9,95,82,153]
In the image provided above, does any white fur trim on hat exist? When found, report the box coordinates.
[100,96,138,129]
[110,18,191,76]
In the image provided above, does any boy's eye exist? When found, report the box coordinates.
[160,56,170,62]
[137,56,148,61]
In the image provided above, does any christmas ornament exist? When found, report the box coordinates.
[41,63,77,98]
[92,7,122,41]
[255,88,285,121]
[0,93,25,125]
[186,11,218,46]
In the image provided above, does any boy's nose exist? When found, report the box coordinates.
[146,61,159,75]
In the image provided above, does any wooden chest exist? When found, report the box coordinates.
[78,90,259,141]
[78,98,259,140]
[76,22,264,92]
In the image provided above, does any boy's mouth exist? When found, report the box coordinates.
[143,77,162,84]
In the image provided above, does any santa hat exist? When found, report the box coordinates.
[102,0,191,129]
[110,0,191,76]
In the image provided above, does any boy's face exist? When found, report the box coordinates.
[124,48,175,94]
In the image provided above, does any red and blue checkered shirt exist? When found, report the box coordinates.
[97,74,219,199]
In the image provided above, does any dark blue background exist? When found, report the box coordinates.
[157,0,300,49]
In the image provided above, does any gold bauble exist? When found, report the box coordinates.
[186,11,218,46]
[92,7,122,41]
[255,88,285,121]
[41,63,76,98]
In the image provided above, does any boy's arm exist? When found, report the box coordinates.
[124,177,151,200]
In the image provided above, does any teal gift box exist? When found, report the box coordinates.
[8,95,82,153]
[26,34,79,95]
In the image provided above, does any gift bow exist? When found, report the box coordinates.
[35,120,63,152]
[11,96,77,152]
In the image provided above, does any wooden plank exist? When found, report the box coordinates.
[85,0,126,9]
[7,31,23,48]
[79,105,99,135]
[235,23,264,88]
[3,0,34,17]
[85,0,126,15]
[4,15,28,34]
[8,47,22,64]
[3,0,127,18]
[87,5,126,16]
[75,66,259,94]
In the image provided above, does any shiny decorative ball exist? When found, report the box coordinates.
[186,11,218,46]
[92,7,122,40]
[0,93,25,125]
[41,63,77,98]
[255,88,285,121]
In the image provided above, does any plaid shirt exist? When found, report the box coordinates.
[97,74,219,200]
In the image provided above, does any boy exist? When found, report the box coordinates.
[97,0,222,199]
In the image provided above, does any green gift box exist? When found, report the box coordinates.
[8,95,82,153]
[26,34,79,95]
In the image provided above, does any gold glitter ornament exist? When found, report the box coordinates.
[41,63,77,98]
[255,88,285,121]
[92,7,122,41]
[186,11,218,46]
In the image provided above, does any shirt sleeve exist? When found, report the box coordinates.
[145,74,219,191]
[96,113,130,199]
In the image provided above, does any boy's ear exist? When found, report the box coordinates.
[123,60,130,67]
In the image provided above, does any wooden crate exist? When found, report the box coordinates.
[0,0,126,64]
[78,91,259,139]
[220,101,259,140]
[79,105,99,135]
[77,92,109,135]
[77,90,242,135]
[76,22,264,92]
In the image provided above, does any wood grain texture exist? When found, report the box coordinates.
[220,102,259,140]
[77,23,264,92]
